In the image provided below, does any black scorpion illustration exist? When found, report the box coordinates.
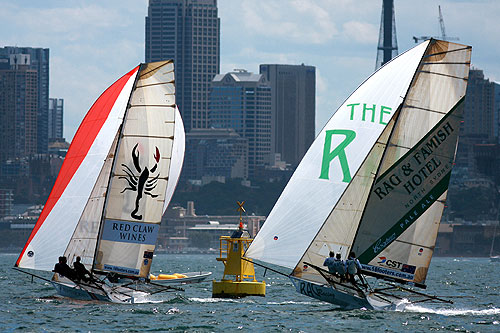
[120,143,160,220]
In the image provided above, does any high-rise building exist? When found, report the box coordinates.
[375,0,398,70]
[0,56,38,163]
[210,70,271,178]
[183,128,248,181]
[0,47,49,154]
[462,69,498,143]
[145,0,220,132]
[259,64,315,168]
[48,98,64,140]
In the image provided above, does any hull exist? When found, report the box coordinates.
[51,277,155,303]
[51,281,111,302]
[289,276,396,310]
[152,271,212,285]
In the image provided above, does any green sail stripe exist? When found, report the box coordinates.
[358,171,451,263]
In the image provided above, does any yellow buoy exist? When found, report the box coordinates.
[212,201,266,298]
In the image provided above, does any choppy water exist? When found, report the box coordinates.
[0,254,498,332]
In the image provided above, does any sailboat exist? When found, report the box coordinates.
[245,39,472,310]
[14,61,188,303]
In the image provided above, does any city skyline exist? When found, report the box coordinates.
[0,0,499,141]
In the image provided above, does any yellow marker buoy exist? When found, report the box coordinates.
[212,201,266,298]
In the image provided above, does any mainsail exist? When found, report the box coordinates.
[16,61,184,281]
[245,40,471,290]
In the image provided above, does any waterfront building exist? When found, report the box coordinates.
[145,0,220,132]
[259,64,315,168]
[210,70,271,178]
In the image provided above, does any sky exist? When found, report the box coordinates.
[1,0,499,141]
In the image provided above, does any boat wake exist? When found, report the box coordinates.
[401,303,500,316]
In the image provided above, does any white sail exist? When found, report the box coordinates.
[16,68,139,271]
[245,41,430,270]
[94,61,179,278]
[352,42,471,284]
[290,40,471,285]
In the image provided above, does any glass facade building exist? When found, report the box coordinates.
[145,0,220,132]
[210,70,271,178]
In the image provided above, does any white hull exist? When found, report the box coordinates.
[289,276,397,310]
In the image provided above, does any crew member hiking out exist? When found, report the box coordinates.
[53,256,76,280]
[73,256,92,282]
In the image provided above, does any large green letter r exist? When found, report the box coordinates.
[319,129,356,182]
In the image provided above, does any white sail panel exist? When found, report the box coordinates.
[245,41,430,270]
[16,69,138,271]
[63,132,120,268]
[163,106,185,213]
[94,60,177,277]
[352,41,471,284]
[292,115,396,283]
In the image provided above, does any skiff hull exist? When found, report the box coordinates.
[51,281,112,302]
[289,276,396,311]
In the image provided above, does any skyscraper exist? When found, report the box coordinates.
[0,55,38,162]
[259,64,315,168]
[210,70,271,178]
[0,47,49,154]
[375,0,398,70]
[48,98,64,140]
[145,0,220,132]
[462,69,498,143]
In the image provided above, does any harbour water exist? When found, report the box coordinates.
[0,253,498,332]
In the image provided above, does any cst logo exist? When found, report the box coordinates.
[377,256,416,274]
[377,256,403,268]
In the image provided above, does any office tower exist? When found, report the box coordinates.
[375,0,398,69]
[462,69,498,143]
[184,128,248,181]
[145,0,220,132]
[48,98,64,140]
[210,70,271,178]
[0,47,49,154]
[259,64,315,168]
[0,55,38,163]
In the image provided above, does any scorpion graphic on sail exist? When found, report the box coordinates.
[120,143,161,220]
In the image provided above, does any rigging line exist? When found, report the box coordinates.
[421,61,471,65]
[423,46,471,58]
[403,104,447,115]
[418,70,468,81]
[122,134,175,140]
